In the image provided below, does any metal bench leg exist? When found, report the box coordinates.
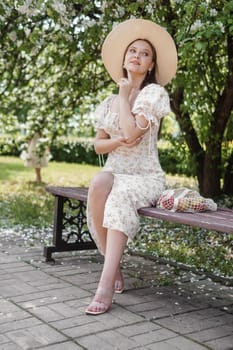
[43,195,96,262]
[44,195,64,262]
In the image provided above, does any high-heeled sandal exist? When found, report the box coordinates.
[114,279,124,294]
[85,286,113,316]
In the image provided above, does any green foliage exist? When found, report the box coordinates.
[0,184,54,227]
[159,140,195,177]
[0,135,22,156]
[50,137,98,164]
[0,0,233,195]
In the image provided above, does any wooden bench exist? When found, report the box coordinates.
[44,186,233,262]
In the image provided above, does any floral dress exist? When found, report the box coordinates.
[87,83,170,252]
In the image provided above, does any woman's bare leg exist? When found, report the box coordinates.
[86,229,127,314]
[87,171,113,253]
[87,171,124,292]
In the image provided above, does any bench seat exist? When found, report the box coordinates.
[44,186,233,261]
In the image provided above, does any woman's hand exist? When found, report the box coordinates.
[117,135,142,148]
[117,77,132,99]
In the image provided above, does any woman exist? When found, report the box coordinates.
[86,18,177,315]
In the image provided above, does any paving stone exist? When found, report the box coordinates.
[27,281,71,290]
[0,299,23,314]
[0,317,41,334]
[205,335,233,350]
[156,308,233,334]
[50,315,95,331]
[78,334,118,350]
[109,305,145,323]
[48,302,84,318]
[64,313,127,338]
[0,254,18,264]
[116,321,161,337]
[131,328,177,346]
[148,336,209,350]
[6,324,67,349]
[59,272,102,290]
[126,297,197,320]
[37,342,83,350]
[27,306,65,323]
[10,270,58,283]
[96,329,138,349]
[0,279,37,297]
[0,342,23,350]
[16,286,90,308]
[0,334,9,344]
[1,262,34,271]
[189,324,233,343]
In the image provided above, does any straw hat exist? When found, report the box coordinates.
[101,18,178,86]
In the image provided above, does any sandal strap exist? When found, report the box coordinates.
[87,300,108,313]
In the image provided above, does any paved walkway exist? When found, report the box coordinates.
[0,232,233,350]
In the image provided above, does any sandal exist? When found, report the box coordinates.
[115,269,124,294]
[85,286,113,316]
[115,279,124,294]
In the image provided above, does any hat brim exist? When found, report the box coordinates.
[101,19,178,86]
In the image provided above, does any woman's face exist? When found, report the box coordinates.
[123,39,154,77]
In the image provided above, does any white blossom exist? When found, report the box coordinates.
[116,5,125,17]
[146,4,154,15]
[217,21,225,33]
[51,0,67,16]
[81,18,96,29]
[24,27,31,37]
[8,31,17,42]
[190,20,202,31]
[210,9,218,17]
[16,0,39,16]
[16,40,23,47]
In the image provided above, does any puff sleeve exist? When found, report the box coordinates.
[132,84,170,128]
[94,94,115,130]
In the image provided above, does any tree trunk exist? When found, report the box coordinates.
[202,144,222,197]
[223,151,233,194]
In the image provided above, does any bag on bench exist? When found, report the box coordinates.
[157,188,217,213]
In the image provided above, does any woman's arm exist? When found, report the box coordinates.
[119,96,150,142]
[118,79,150,143]
[94,128,142,155]
[94,129,120,155]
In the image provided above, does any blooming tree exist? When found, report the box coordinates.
[0,0,232,196]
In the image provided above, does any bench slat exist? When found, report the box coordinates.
[46,186,88,201]
[46,186,233,234]
[138,207,233,234]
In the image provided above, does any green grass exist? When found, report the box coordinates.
[0,156,232,280]
[0,156,99,227]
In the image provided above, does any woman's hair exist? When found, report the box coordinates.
[123,38,158,89]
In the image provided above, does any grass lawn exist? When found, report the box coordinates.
[0,156,99,227]
[0,156,232,281]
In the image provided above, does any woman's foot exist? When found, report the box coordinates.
[115,269,124,294]
[85,286,113,315]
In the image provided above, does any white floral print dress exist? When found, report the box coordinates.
[87,83,170,253]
